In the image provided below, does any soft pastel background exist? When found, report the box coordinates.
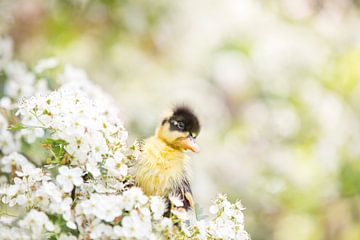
[1,0,360,239]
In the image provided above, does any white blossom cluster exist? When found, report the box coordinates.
[0,37,250,239]
[17,85,128,178]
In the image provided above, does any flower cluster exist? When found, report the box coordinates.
[17,85,128,178]
[0,37,249,239]
[207,195,248,239]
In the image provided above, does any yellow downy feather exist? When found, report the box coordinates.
[134,136,190,196]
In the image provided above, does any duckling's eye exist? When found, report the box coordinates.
[170,120,185,131]
[177,121,185,130]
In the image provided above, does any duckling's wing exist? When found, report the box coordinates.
[173,177,194,210]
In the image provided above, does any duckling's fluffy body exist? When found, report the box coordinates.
[134,136,190,196]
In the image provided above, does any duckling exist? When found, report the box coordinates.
[133,106,200,211]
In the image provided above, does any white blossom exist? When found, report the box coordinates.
[121,210,152,239]
[56,166,83,192]
[0,152,34,174]
[150,196,166,220]
[169,194,184,207]
[104,156,128,178]
[18,209,55,239]
[122,187,148,211]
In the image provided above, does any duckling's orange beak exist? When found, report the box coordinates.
[180,135,200,153]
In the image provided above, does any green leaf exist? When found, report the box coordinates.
[8,123,25,131]
[43,138,69,164]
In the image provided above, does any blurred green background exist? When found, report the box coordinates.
[1,0,360,239]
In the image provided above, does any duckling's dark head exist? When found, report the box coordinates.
[167,106,201,137]
[157,106,201,153]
